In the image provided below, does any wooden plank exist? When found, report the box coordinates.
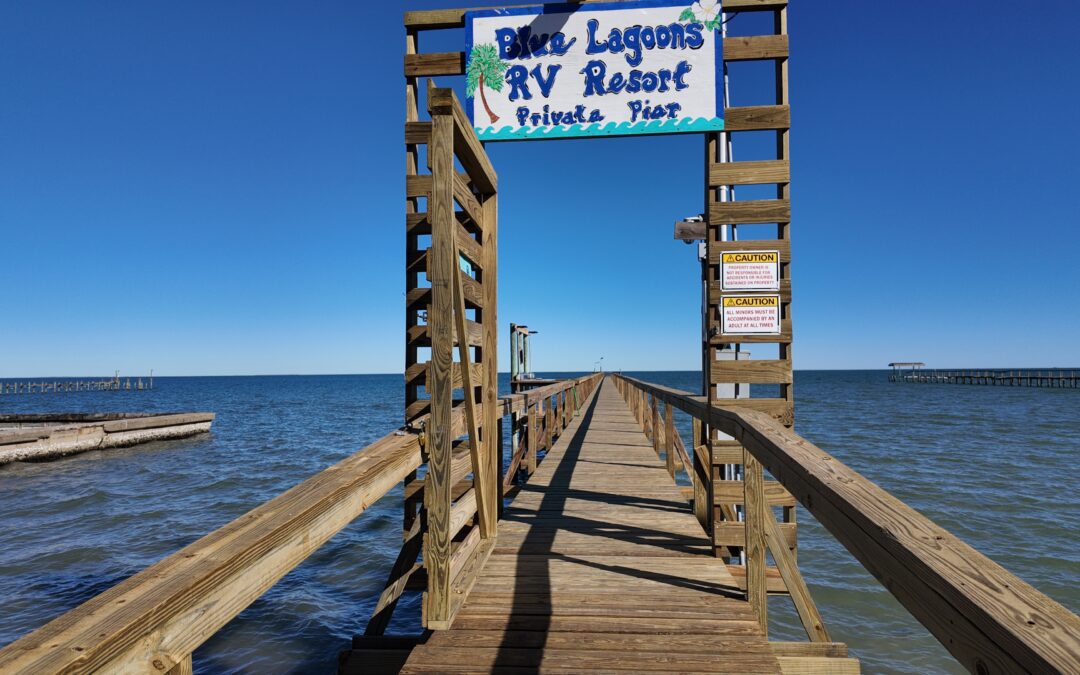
[715,521,797,548]
[479,189,499,534]
[428,87,497,195]
[404,51,463,76]
[710,403,1080,673]
[715,479,796,506]
[404,361,483,390]
[451,225,494,539]
[744,449,768,633]
[770,642,848,658]
[406,318,482,348]
[726,105,791,131]
[405,270,483,310]
[453,172,484,229]
[712,359,793,384]
[763,501,831,643]
[421,109,456,628]
[710,160,791,187]
[405,120,430,145]
[448,488,478,540]
[714,398,793,426]
[710,199,791,224]
[708,239,791,263]
[724,34,789,61]
[364,521,423,635]
[777,656,861,675]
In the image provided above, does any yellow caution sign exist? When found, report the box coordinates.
[721,294,781,335]
[720,249,780,292]
[721,252,778,264]
[722,296,778,308]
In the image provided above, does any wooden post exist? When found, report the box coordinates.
[651,395,660,457]
[744,448,768,634]
[664,401,675,478]
[422,105,455,627]
[526,403,537,475]
[692,417,709,532]
[546,397,554,448]
[479,188,499,534]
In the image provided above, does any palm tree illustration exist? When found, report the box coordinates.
[466,44,507,125]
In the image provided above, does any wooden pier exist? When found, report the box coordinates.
[2,1,1079,672]
[389,380,854,674]
[890,367,1079,388]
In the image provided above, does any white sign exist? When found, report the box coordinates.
[721,250,780,291]
[465,0,725,141]
[721,295,781,335]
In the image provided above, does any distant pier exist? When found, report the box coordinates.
[1,372,153,395]
[889,363,1078,387]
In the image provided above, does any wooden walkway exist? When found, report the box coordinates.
[401,380,786,673]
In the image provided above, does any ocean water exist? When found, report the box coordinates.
[0,371,1076,673]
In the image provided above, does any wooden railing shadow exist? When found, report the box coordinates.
[492,383,602,669]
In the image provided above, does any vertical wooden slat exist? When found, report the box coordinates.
[422,111,455,627]
[451,255,492,538]
[693,417,709,531]
[526,403,537,475]
[664,401,676,478]
[480,190,498,532]
[402,27,421,537]
[651,395,660,457]
[744,448,768,634]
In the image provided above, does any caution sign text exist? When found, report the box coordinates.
[721,295,781,335]
[721,250,780,291]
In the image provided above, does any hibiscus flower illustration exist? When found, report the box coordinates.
[679,0,722,31]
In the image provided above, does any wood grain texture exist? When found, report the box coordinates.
[712,359,794,384]
[400,379,787,672]
[710,198,791,224]
[617,374,1080,673]
[724,34,789,61]
[710,160,791,187]
[744,449,769,633]
[422,110,457,627]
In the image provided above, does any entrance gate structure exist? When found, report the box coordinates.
[398,0,813,637]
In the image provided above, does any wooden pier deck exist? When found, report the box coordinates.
[398,380,850,674]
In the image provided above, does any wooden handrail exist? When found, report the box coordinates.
[613,374,1080,673]
[0,373,599,674]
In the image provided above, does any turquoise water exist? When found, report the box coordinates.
[0,371,1076,673]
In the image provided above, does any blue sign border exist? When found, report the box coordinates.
[464,0,724,141]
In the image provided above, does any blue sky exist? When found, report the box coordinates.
[1,1,1077,376]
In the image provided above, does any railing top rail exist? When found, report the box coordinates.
[0,374,598,673]
[612,374,1080,674]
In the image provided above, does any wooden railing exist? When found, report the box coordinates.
[0,374,601,674]
[612,374,1080,674]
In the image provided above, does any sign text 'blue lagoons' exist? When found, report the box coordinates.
[465,0,725,141]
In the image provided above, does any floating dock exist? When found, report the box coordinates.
[0,412,214,465]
